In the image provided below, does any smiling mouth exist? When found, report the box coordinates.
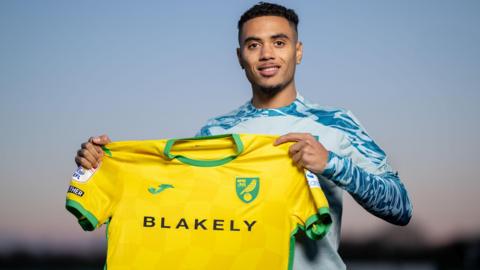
[258,66,280,77]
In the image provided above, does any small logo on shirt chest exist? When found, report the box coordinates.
[148,184,174,195]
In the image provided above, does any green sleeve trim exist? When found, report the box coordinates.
[288,208,332,269]
[304,207,332,240]
[288,226,300,270]
[101,145,112,157]
[104,218,111,270]
[65,199,99,231]
[164,134,244,167]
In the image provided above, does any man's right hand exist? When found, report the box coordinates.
[75,135,111,169]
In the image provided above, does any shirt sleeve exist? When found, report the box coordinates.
[290,170,332,240]
[65,155,120,231]
[319,110,413,226]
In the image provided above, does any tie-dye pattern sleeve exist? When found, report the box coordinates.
[318,110,412,226]
[320,151,412,225]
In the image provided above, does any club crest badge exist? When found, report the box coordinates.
[236,177,260,203]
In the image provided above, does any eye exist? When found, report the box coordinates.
[248,43,260,49]
[274,40,285,47]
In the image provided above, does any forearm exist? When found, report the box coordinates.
[320,151,412,225]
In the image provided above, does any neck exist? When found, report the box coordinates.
[251,81,297,109]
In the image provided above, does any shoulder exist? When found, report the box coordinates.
[300,97,387,167]
[296,96,355,128]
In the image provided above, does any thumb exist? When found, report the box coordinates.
[92,134,112,145]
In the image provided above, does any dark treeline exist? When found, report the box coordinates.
[339,237,480,270]
[1,237,479,269]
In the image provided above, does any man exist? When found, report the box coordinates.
[74,2,412,269]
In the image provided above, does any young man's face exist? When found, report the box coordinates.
[237,16,303,95]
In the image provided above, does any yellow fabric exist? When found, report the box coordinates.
[66,134,331,270]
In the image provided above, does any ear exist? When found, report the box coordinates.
[236,48,244,69]
[296,41,303,64]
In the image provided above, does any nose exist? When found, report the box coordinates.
[259,43,274,61]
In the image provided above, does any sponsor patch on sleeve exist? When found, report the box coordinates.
[305,170,321,188]
[72,166,97,183]
[67,185,85,197]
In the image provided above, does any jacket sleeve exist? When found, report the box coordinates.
[318,110,412,226]
[320,151,412,225]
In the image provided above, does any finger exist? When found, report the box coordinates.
[288,141,307,157]
[95,144,104,156]
[291,150,305,169]
[77,149,98,167]
[89,140,105,156]
[274,132,310,145]
[84,142,103,161]
[75,156,94,170]
[81,142,100,161]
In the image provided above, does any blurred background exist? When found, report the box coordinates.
[1,0,479,269]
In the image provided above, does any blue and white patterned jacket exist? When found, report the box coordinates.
[196,93,412,270]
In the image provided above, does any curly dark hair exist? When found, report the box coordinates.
[237,2,299,43]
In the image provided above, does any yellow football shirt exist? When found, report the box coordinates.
[66,134,331,270]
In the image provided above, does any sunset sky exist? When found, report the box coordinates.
[1,0,479,254]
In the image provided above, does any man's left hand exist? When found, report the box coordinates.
[274,132,329,174]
